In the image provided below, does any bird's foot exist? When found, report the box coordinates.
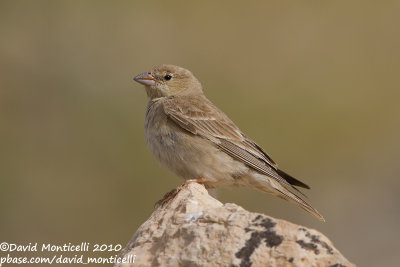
[154,178,212,208]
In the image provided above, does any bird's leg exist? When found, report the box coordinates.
[154,178,212,208]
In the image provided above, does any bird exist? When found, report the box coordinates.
[133,64,325,222]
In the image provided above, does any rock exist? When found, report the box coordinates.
[115,183,354,267]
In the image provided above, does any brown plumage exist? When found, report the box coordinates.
[134,64,325,221]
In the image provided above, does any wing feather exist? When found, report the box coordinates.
[162,95,309,190]
[164,96,277,162]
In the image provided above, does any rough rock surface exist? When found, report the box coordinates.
[115,183,354,267]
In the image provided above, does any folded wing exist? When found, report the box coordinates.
[162,95,309,190]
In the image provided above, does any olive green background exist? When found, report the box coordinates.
[1,1,399,266]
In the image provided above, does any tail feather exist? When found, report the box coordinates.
[249,173,325,222]
[274,187,325,222]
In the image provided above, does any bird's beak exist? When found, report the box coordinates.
[133,72,156,86]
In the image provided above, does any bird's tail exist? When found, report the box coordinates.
[247,174,325,222]
[273,185,325,222]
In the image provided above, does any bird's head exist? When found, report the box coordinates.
[134,64,203,99]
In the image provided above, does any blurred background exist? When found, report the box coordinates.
[1,1,399,266]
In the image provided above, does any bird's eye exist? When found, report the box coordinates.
[164,74,172,81]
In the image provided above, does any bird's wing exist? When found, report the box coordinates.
[162,95,309,189]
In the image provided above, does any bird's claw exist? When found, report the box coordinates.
[154,178,211,208]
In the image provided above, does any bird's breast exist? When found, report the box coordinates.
[144,100,183,166]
